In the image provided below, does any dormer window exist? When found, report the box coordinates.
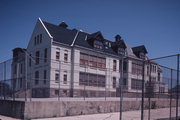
[139,52,145,59]
[109,43,111,47]
[118,47,125,55]
[132,45,147,59]
[94,41,103,49]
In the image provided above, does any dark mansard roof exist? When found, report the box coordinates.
[42,20,147,57]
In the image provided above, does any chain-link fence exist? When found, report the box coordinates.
[142,54,180,120]
[0,55,125,101]
[0,53,179,120]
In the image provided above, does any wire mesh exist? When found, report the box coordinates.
[0,53,179,120]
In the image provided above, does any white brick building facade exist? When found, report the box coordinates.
[12,18,168,98]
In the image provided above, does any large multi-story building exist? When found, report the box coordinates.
[11,18,168,98]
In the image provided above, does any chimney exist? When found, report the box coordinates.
[59,21,68,28]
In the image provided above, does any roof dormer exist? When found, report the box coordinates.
[132,45,148,59]
[87,31,104,49]
[112,34,127,55]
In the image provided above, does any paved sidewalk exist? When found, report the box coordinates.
[0,115,20,120]
[32,107,177,120]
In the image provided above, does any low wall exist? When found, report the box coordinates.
[0,99,176,119]
[0,100,25,119]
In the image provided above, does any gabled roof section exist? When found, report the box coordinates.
[88,31,104,41]
[132,45,148,54]
[42,20,77,45]
[38,18,53,39]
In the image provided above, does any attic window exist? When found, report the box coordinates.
[94,41,103,49]
[118,47,125,55]
[34,34,42,45]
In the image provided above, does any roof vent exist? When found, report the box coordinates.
[59,21,68,28]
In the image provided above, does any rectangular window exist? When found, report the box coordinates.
[118,48,124,55]
[113,60,117,71]
[55,73,59,83]
[79,72,85,85]
[79,72,105,87]
[158,72,160,81]
[29,54,32,67]
[80,53,106,69]
[35,71,39,85]
[20,63,23,74]
[44,48,47,63]
[80,53,89,66]
[40,34,42,43]
[35,51,40,65]
[55,90,59,95]
[37,35,39,44]
[159,87,165,93]
[34,37,36,45]
[139,52,145,59]
[131,79,142,90]
[147,66,149,75]
[132,61,143,74]
[113,77,116,88]
[56,51,60,60]
[63,74,67,84]
[151,64,157,73]
[64,53,68,62]
[14,79,17,89]
[123,78,127,86]
[14,64,17,74]
[94,41,103,49]
[19,78,23,88]
[44,70,47,84]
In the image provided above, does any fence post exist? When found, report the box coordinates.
[83,84,85,100]
[119,57,124,120]
[148,61,151,120]
[29,67,32,101]
[141,59,145,120]
[176,54,179,119]
[105,84,106,101]
[58,60,61,101]
[25,52,27,101]
[169,69,173,120]
[3,62,6,100]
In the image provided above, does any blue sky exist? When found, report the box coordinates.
[0,0,180,62]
